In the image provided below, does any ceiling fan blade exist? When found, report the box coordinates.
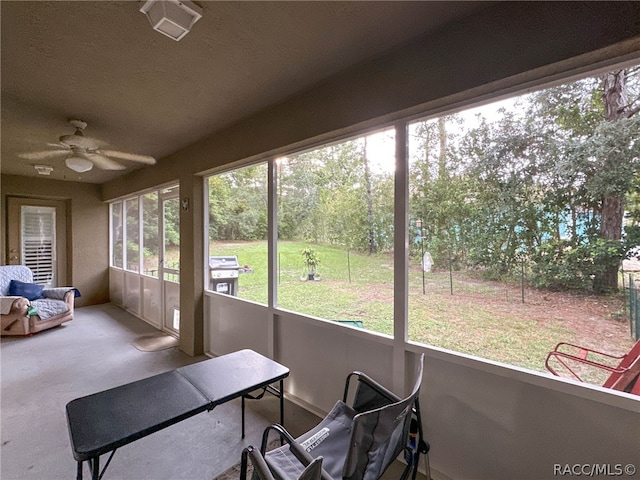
[84,153,127,170]
[99,150,156,165]
[59,133,101,150]
[19,150,68,160]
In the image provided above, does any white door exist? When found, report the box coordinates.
[6,197,68,286]
[160,189,180,334]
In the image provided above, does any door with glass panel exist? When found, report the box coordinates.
[160,188,180,334]
[6,197,68,287]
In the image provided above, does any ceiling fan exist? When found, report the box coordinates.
[19,120,156,173]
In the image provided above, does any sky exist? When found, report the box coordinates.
[365,94,521,173]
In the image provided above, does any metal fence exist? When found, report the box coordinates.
[629,274,639,341]
[416,264,640,309]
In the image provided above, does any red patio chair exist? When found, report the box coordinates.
[545,339,640,395]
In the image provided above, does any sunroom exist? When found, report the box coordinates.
[2,2,639,480]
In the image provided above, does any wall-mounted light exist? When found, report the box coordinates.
[139,0,203,41]
[34,164,54,175]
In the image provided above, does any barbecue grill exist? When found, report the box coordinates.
[209,256,239,295]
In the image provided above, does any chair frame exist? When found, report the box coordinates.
[545,340,640,395]
[245,358,430,480]
[342,370,429,480]
[241,443,325,480]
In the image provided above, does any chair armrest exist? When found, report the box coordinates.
[1,297,30,334]
[546,342,627,373]
[42,288,78,315]
[260,424,299,455]
[260,425,332,480]
[545,347,627,383]
[64,290,76,305]
[242,445,325,480]
[550,342,625,362]
[241,446,276,480]
[1,296,28,315]
[42,287,80,300]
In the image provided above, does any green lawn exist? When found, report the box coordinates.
[207,240,632,375]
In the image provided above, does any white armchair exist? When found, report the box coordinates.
[0,265,78,336]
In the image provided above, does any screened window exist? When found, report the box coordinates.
[407,66,638,375]
[162,193,180,282]
[276,129,396,334]
[125,198,140,272]
[198,65,638,381]
[110,187,179,280]
[111,202,123,268]
[142,192,159,278]
[206,163,268,303]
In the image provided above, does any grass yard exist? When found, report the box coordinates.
[208,240,635,380]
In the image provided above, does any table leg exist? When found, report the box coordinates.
[279,379,284,427]
[241,395,246,439]
[241,378,286,439]
[91,456,100,480]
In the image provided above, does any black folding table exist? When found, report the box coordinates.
[66,349,289,480]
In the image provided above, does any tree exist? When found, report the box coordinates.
[208,175,232,241]
[277,135,395,253]
[594,69,640,291]
[410,115,474,268]
[405,65,640,289]
[362,137,376,254]
[208,164,268,242]
[522,69,640,291]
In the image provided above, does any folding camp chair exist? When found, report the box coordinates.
[240,354,430,480]
[545,339,640,395]
[241,446,325,480]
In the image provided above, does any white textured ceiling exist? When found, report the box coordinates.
[1,1,486,183]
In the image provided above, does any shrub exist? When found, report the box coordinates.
[530,238,623,291]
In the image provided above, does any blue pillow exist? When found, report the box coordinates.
[8,280,44,301]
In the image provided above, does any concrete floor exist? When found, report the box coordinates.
[1,304,429,480]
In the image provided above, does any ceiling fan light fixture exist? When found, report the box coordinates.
[139,0,202,41]
[65,156,93,173]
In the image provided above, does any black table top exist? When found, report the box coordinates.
[66,349,289,462]
[66,370,209,461]
[176,349,290,404]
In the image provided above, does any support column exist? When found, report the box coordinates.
[393,121,409,394]
[179,174,204,356]
[267,158,278,359]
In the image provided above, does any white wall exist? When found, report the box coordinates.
[205,294,270,356]
[110,267,169,332]
[205,292,640,480]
